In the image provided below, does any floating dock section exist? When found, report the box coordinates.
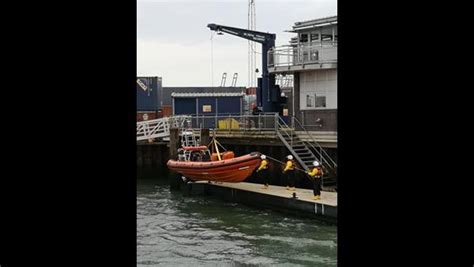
[184,181,337,222]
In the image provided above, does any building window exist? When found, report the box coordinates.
[310,48,319,61]
[306,94,314,108]
[306,94,326,108]
[315,95,326,108]
[300,70,336,110]
[321,34,332,41]
[300,33,308,43]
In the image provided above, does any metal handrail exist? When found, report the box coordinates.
[277,116,309,170]
[292,116,337,168]
[276,115,336,179]
[268,43,337,68]
[276,116,295,147]
[187,114,280,131]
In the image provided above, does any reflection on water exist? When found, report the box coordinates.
[137,178,337,266]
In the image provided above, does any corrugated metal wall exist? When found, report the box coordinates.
[137,77,161,111]
[217,97,241,115]
[197,97,216,116]
[174,98,195,115]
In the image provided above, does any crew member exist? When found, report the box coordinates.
[306,160,323,200]
[256,154,269,189]
[202,151,211,162]
[251,105,261,129]
[283,155,296,191]
[177,148,185,161]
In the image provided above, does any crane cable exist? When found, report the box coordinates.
[210,32,214,86]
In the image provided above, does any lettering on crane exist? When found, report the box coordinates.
[243,32,265,42]
[137,79,148,92]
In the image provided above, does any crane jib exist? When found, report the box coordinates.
[242,32,266,42]
[206,22,280,113]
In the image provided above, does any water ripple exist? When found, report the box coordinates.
[137,179,337,266]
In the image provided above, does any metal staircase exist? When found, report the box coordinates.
[136,115,190,141]
[276,116,337,188]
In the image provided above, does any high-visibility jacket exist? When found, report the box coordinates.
[283,160,295,172]
[257,159,268,172]
[307,167,323,178]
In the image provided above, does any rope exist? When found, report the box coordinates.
[263,155,326,184]
[263,155,308,173]
[207,138,227,152]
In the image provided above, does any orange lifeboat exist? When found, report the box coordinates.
[167,152,261,183]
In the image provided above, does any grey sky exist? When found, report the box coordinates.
[137,0,337,86]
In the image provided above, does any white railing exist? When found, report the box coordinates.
[136,115,191,141]
[276,74,294,88]
[268,43,337,68]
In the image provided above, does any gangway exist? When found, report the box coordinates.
[136,116,191,141]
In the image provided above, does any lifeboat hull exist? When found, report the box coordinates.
[167,152,261,183]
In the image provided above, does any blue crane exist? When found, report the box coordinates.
[207,23,283,113]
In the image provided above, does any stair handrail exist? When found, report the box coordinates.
[276,118,311,171]
[276,115,336,171]
[292,116,337,169]
[275,114,295,147]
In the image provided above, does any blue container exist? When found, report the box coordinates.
[137,77,161,111]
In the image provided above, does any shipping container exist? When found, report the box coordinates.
[161,105,172,117]
[243,94,257,114]
[137,76,162,111]
[246,87,257,95]
[137,111,162,122]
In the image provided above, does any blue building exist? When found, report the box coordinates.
[172,92,245,116]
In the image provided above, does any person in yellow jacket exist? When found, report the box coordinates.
[306,160,323,200]
[256,154,269,189]
[283,155,296,191]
